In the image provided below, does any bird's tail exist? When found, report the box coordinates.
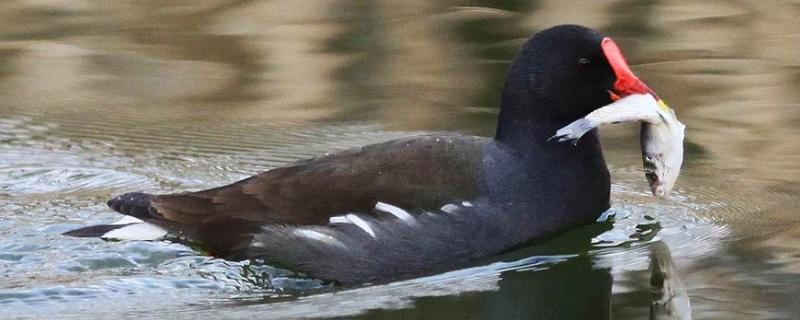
[63,192,168,240]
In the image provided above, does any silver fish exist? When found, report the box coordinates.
[550,94,685,198]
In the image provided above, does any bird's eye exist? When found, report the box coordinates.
[577,57,591,70]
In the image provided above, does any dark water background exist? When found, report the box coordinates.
[1,1,799,319]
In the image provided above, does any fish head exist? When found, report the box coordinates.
[641,105,685,198]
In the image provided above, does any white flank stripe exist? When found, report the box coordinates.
[101,223,168,241]
[329,216,350,224]
[294,229,347,248]
[440,204,459,213]
[345,214,376,238]
[251,241,265,248]
[375,202,415,223]
[461,201,473,207]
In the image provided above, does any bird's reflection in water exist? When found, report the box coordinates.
[479,223,614,320]
[227,223,691,320]
[484,234,691,320]
[258,223,614,319]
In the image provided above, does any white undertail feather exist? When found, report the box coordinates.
[111,216,144,225]
[101,222,168,241]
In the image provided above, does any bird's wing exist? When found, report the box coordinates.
[113,135,487,254]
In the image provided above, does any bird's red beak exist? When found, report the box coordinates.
[602,37,660,102]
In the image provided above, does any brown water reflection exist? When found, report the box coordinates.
[1,1,799,319]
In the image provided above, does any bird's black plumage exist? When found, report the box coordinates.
[68,25,624,284]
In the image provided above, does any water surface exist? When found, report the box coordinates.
[1,1,799,319]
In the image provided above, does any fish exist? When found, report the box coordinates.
[549,93,686,198]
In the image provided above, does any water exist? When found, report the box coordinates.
[1,1,799,319]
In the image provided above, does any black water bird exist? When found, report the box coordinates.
[66,25,664,285]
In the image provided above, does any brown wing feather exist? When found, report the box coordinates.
[143,135,486,252]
